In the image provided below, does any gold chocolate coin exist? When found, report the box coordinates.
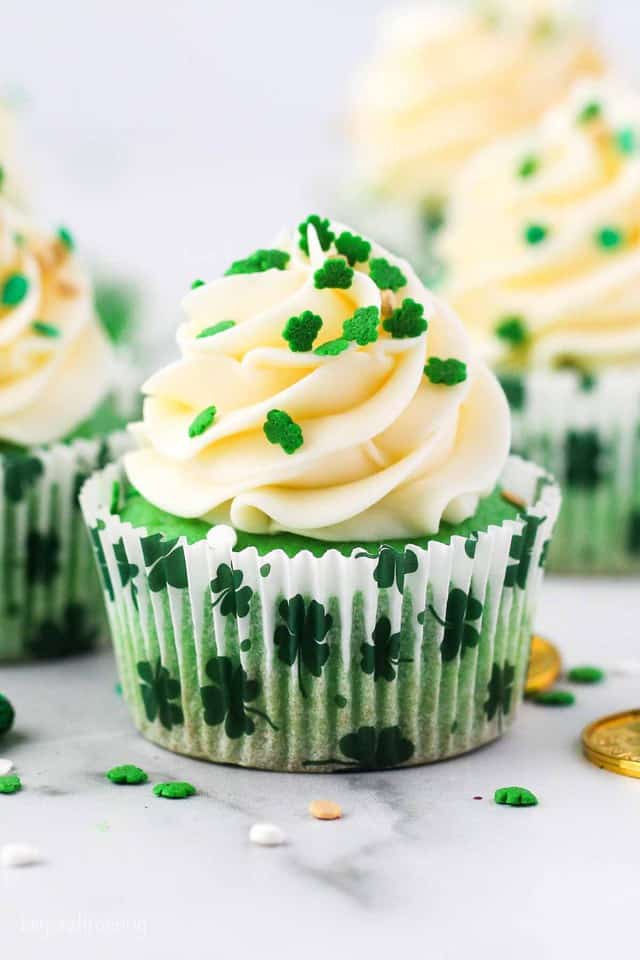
[526,635,562,695]
[582,710,640,779]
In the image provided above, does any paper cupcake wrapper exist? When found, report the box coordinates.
[0,431,131,661]
[81,457,559,772]
[501,369,640,575]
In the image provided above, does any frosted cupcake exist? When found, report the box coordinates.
[81,216,560,771]
[0,199,130,659]
[440,79,640,573]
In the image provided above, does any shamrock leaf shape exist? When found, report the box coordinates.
[200,656,276,739]
[90,522,115,602]
[484,662,516,722]
[26,530,60,585]
[137,660,184,730]
[504,515,545,590]
[565,430,604,490]
[304,726,415,770]
[355,546,419,595]
[274,595,333,698]
[3,452,43,503]
[360,616,413,681]
[113,538,139,607]
[429,588,483,662]
[27,603,100,659]
[141,534,188,592]
[210,563,253,618]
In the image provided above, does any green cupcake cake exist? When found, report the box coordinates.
[81,216,560,771]
[0,198,130,659]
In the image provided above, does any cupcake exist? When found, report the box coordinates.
[348,0,602,271]
[0,199,131,659]
[81,216,560,771]
[440,78,640,574]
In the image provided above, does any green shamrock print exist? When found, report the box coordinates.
[3,452,43,502]
[90,521,115,602]
[27,604,99,659]
[274,595,333,697]
[464,534,479,559]
[484,662,516,722]
[504,515,545,590]
[210,563,253,618]
[305,726,415,770]
[141,534,188,592]
[360,616,413,681]
[356,546,419,594]
[137,660,184,730]
[627,511,640,556]
[200,656,276,739]
[113,538,139,606]
[26,530,60,585]
[429,588,483,662]
[565,430,605,490]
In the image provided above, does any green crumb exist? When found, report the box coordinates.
[335,231,371,265]
[283,310,323,352]
[225,249,290,276]
[383,298,427,339]
[2,273,29,306]
[424,357,468,386]
[264,409,303,454]
[495,315,529,347]
[110,480,121,515]
[343,306,379,345]
[197,320,236,338]
[188,405,217,438]
[57,226,74,251]
[298,215,335,256]
[314,338,350,356]
[369,257,407,292]
[32,321,61,338]
[0,694,15,735]
[615,128,636,155]
[578,100,602,124]
[596,227,624,251]
[0,775,21,795]
[314,258,353,290]
[153,781,196,800]
[524,223,549,246]
[494,786,538,807]
[567,666,605,685]
[518,154,540,179]
[532,689,575,707]
[106,764,148,785]
[191,278,206,289]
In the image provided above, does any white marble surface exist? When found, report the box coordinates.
[0,576,638,959]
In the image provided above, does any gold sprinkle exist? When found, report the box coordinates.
[381,290,395,319]
[57,280,80,298]
[309,800,342,821]
[501,490,526,510]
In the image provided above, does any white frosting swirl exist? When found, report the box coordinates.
[125,220,510,542]
[0,200,115,445]
[0,100,26,206]
[441,79,640,369]
[352,0,602,203]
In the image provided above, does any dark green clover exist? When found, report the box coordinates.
[137,660,184,730]
[200,656,276,739]
[3,452,43,502]
[90,521,115,602]
[361,616,413,682]
[498,373,526,412]
[504,515,546,590]
[210,563,253,618]
[113,538,139,607]
[484,662,516,722]
[304,726,415,770]
[465,533,479,559]
[26,530,60,585]
[356,546,419,595]
[628,511,640,556]
[27,604,99,659]
[565,430,605,490]
[274,595,333,697]
[141,534,188,592]
[429,588,483,662]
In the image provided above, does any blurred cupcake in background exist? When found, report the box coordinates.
[440,78,640,574]
[347,0,602,276]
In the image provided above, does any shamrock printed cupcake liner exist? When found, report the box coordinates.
[80,455,560,772]
[501,369,640,575]
[0,431,130,661]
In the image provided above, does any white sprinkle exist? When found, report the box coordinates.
[1,844,42,868]
[0,759,14,776]
[249,823,285,847]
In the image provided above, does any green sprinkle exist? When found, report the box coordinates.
[313,338,350,356]
[197,320,236,338]
[298,215,335,256]
[0,694,15,735]
[57,226,74,251]
[32,321,60,338]
[494,786,538,807]
[283,310,323,352]
[596,226,624,251]
[495,315,529,347]
[578,101,602,124]
[188,405,217,438]
[615,127,636,155]
[106,764,148,785]
[532,689,575,707]
[383,298,427,339]
[264,409,303,455]
[518,154,540,179]
[2,273,29,306]
[335,231,371,266]
[342,306,379,345]
[567,666,605,685]
[191,278,206,289]
[110,481,121,515]
[114,682,123,697]
[0,775,21,795]
[424,357,468,386]
[225,249,290,276]
[314,258,353,290]
[524,223,549,246]
[369,257,407,292]
[153,781,196,799]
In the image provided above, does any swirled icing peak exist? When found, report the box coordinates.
[441,79,640,369]
[125,217,510,542]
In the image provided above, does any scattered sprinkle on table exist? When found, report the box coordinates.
[473,796,483,801]
[0,774,21,795]
[249,823,285,847]
[568,666,605,685]
[1,844,42,868]
[153,781,196,800]
[0,693,15,735]
[106,764,148,785]
[532,690,576,707]
[309,800,342,821]
[495,787,538,807]
[0,759,14,776]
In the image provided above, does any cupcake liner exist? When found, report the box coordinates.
[80,456,560,773]
[501,368,640,575]
[0,431,130,661]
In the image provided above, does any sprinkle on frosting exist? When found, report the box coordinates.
[225,249,290,276]
[335,231,371,266]
[369,257,407,292]
[32,321,60,338]
[263,409,303,454]
[314,259,354,290]
[2,272,29,306]
[518,154,540,179]
[596,227,624,251]
[524,223,549,246]
[313,338,350,356]
[196,320,236,338]
[283,311,323,352]
[578,100,602,124]
[342,306,379,345]
[383,298,427,339]
[615,127,636,155]
[191,278,206,289]
[57,226,74,252]
[298,215,335,256]
[495,316,529,347]
[188,405,217,438]
[424,357,468,386]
